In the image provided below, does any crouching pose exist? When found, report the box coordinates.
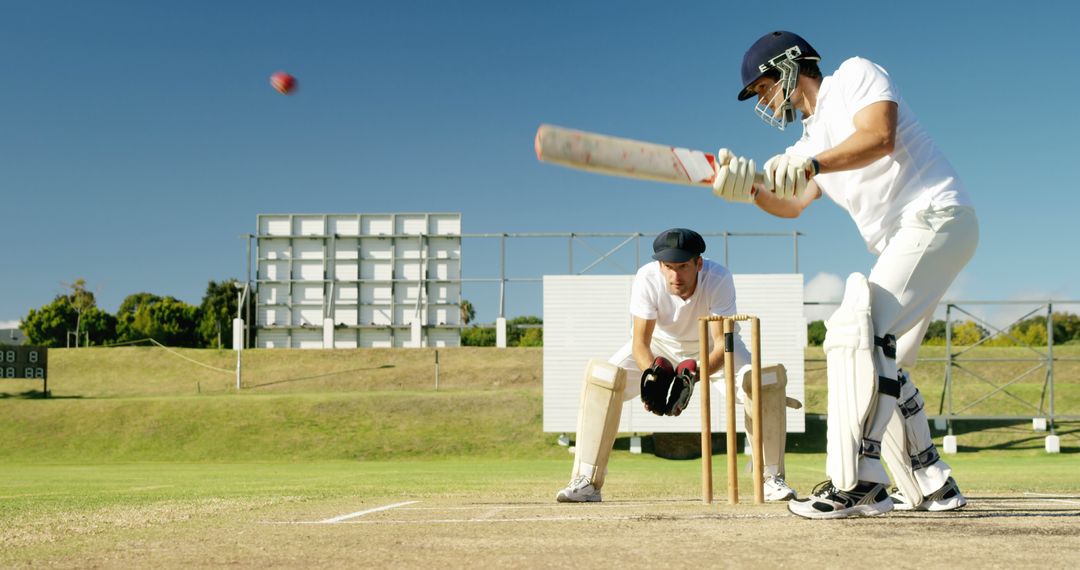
[556,228,799,503]
[715,30,978,518]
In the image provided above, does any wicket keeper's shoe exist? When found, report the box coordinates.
[787,480,893,519]
[763,475,797,501]
[890,477,967,512]
[556,475,602,503]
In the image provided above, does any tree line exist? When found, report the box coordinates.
[18,279,249,348]
[806,312,1080,347]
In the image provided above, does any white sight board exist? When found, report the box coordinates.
[543,274,806,434]
[255,213,461,349]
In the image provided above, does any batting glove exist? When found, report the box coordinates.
[763,153,818,200]
[712,148,757,204]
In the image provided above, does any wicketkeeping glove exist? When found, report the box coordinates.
[640,357,699,416]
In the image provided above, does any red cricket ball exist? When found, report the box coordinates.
[270,71,297,95]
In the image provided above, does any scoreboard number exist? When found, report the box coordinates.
[0,346,47,380]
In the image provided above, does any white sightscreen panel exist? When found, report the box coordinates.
[293,330,323,349]
[260,215,290,236]
[260,261,288,281]
[361,215,393,236]
[294,261,324,281]
[396,237,423,259]
[542,274,805,434]
[543,276,633,433]
[427,305,456,326]
[429,214,460,235]
[396,214,427,235]
[258,330,290,348]
[360,329,393,348]
[294,216,324,236]
[333,331,358,349]
[328,215,360,236]
[335,263,359,281]
[293,239,324,260]
[361,238,393,259]
[334,238,359,259]
[332,305,359,326]
[261,239,291,259]
[295,283,324,303]
[258,284,288,305]
[427,329,460,347]
[427,259,459,280]
[428,237,460,256]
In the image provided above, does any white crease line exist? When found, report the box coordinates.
[318,501,419,524]
[262,513,788,525]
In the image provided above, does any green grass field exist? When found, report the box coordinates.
[1,346,1078,566]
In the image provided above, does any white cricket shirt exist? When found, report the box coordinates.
[789,57,973,255]
[628,258,737,342]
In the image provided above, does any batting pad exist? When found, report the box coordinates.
[571,360,627,490]
[824,273,890,490]
[883,370,951,502]
[741,364,798,477]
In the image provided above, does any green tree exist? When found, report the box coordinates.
[198,279,243,348]
[461,326,496,346]
[21,296,77,347]
[81,307,118,346]
[951,320,987,345]
[64,279,96,347]
[807,320,826,346]
[459,300,476,326]
[508,316,542,347]
[116,293,201,347]
[21,280,110,347]
[922,320,947,344]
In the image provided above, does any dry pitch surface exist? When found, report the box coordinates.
[17,493,1079,568]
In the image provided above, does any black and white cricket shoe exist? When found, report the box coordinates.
[890,477,967,512]
[787,479,893,519]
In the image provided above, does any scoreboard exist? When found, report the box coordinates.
[1,346,47,379]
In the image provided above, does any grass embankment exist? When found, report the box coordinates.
[0,346,1077,463]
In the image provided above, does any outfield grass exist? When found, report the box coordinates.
[1,346,1078,566]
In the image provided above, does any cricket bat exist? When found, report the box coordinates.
[534,124,764,188]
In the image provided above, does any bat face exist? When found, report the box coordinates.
[534,124,719,187]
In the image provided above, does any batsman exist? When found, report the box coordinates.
[556,227,800,503]
[714,31,978,518]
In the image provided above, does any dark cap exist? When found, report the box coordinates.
[652,228,706,263]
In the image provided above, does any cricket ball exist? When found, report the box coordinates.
[270,71,297,95]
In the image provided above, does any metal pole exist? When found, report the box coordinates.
[499,233,506,318]
[246,234,252,349]
[793,231,799,273]
[435,349,440,391]
[568,233,573,274]
[945,304,953,435]
[236,289,243,391]
[723,231,730,268]
[1047,303,1055,434]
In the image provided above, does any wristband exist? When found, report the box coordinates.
[810,157,821,176]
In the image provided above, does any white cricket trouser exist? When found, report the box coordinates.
[868,205,979,366]
[607,333,750,402]
[867,205,978,491]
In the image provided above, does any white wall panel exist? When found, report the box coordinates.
[543,274,805,434]
[260,215,290,236]
[294,216,324,236]
[329,215,360,236]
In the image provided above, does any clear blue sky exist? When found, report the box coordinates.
[4,0,1078,328]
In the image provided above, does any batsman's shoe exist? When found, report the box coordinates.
[890,477,967,512]
[788,480,893,519]
[556,475,602,503]
[764,475,797,501]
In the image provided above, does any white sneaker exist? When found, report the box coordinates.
[788,480,893,519]
[556,475,601,503]
[764,475,796,501]
[890,477,967,512]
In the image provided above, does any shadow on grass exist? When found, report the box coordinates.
[0,390,83,400]
[246,364,396,389]
[607,416,1078,458]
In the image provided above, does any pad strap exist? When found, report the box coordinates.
[910,444,941,470]
[878,376,901,398]
[875,334,897,359]
[899,389,925,418]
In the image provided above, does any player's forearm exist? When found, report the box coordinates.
[631,341,654,372]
